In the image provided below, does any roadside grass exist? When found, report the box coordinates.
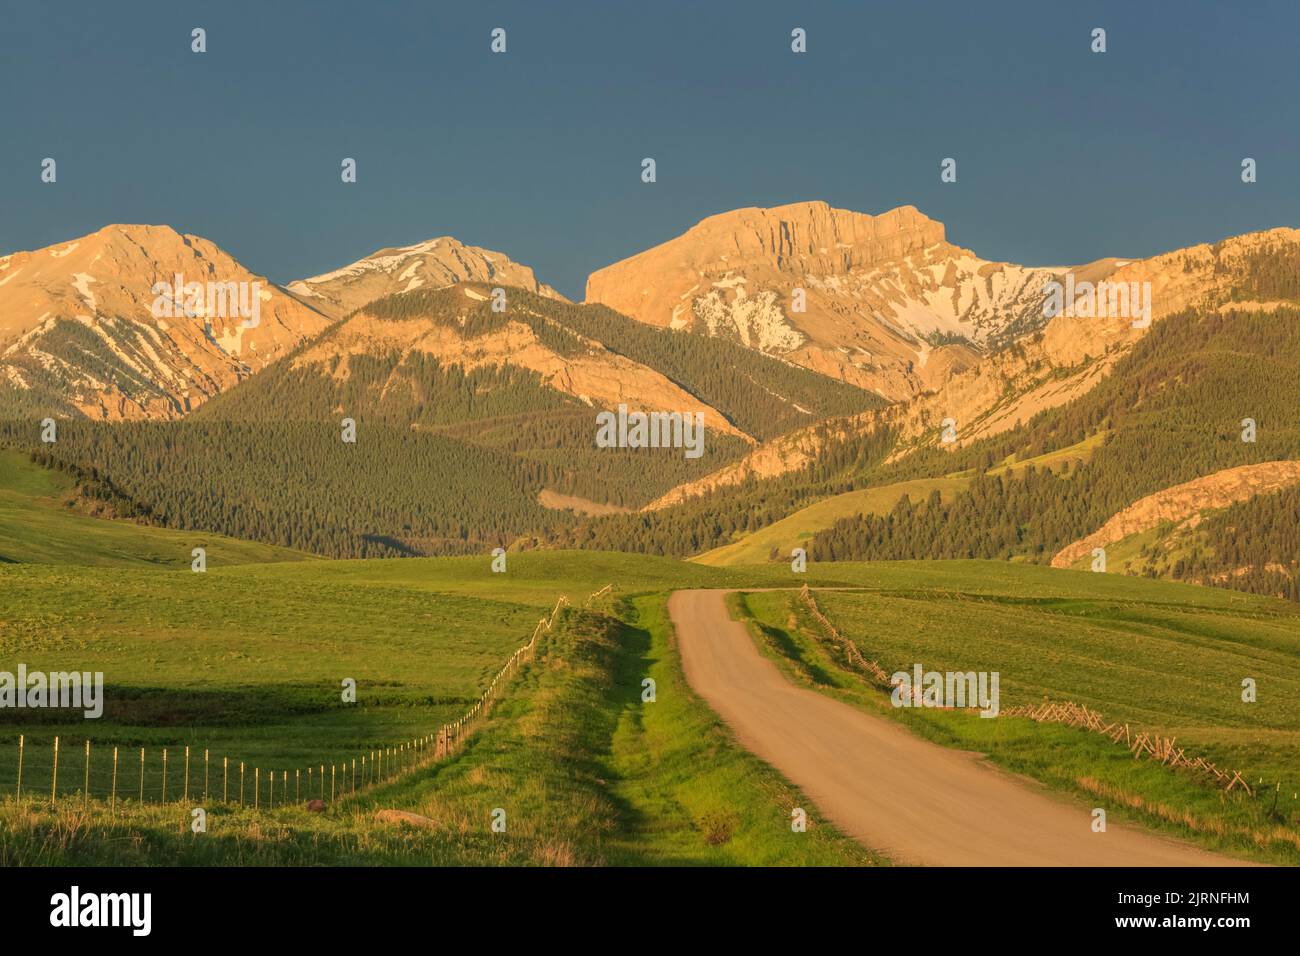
[600,594,877,864]
[733,584,1300,865]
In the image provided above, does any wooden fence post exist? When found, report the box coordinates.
[15,735,23,801]
[223,757,228,803]
[330,764,335,802]
[240,762,245,806]
[83,740,90,806]
[51,736,59,804]
[296,768,300,802]
[320,764,324,798]
[183,746,190,802]
[111,746,118,814]
[254,768,259,810]
[138,747,144,802]
[161,748,168,802]
[204,749,209,801]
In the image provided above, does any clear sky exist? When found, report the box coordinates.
[3,0,1298,299]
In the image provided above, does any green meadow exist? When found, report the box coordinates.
[1,450,1297,864]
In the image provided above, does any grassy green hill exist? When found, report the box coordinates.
[693,477,968,566]
[0,449,308,567]
[1059,484,1300,602]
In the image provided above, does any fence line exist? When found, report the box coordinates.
[796,584,1256,796]
[798,584,895,688]
[4,583,614,814]
[999,700,1254,795]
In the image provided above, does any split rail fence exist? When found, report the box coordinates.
[796,584,1256,795]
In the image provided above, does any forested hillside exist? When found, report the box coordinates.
[5,285,864,553]
[1167,486,1300,600]
[197,286,882,440]
[809,307,1300,590]
[4,289,1295,596]
[553,424,898,555]
[521,293,885,440]
[5,421,563,557]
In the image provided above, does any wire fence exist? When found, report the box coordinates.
[3,585,613,813]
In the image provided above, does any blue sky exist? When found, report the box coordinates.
[3,0,1298,299]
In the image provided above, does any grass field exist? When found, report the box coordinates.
[734,574,1300,864]
[0,572,879,865]
[0,562,547,792]
[0,546,870,796]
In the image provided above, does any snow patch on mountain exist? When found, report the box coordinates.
[693,286,804,353]
[71,273,98,314]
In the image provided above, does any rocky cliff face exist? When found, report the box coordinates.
[0,224,330,419]
[585,201,1068,400]
[638,224,1300,507]
[886,226,1300,452]
[287,237,566,321]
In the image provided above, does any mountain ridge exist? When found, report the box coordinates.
[584,200,1095,401]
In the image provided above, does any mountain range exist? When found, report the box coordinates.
[2,202,1298,598]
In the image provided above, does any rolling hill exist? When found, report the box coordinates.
[0,447,308,567]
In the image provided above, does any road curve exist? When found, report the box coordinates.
[670,588,1247,866]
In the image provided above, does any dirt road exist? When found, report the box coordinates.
[669,588,1247,866]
